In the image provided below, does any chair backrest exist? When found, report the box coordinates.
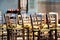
[30,13,45,29]
[5,13,18,28]
[49,12,58,28]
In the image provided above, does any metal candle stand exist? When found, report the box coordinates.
[21,14,29,40]
[47,13,58,40]
[30,13,43,40]
[30,15,34,40]
[5,11,18,40]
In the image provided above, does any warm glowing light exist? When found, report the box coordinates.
[34,26,39,28]
[16,8,19,11]
[11,9,14,11]
[8,9,11,11]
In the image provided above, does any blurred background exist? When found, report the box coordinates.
[0,0,60,17]
[0,0,60,19]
